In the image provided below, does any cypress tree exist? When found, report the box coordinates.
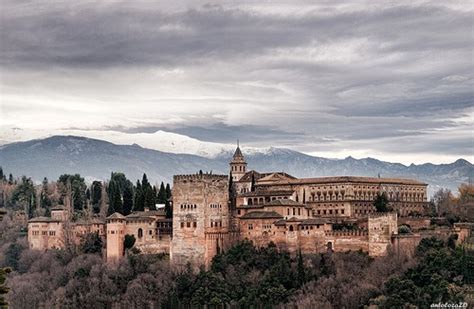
[165,183,172,218]
[157,182,166,203]
[123,185,134,215]
[134,180,144,211]
[91,181,102,214]
[141,174,155,210]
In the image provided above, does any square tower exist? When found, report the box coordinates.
[171,173,230,268]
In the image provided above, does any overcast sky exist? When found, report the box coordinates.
[0,0,473,164]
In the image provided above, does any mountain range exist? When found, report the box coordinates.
[0,135,472,196]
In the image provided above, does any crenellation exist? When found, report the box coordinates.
[28,144,438,268]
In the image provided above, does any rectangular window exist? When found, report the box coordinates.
[341,209,345,214]
[186,222,191,228]
[248,224,253,230]
[181,222,184,228]
[193,222,197,228]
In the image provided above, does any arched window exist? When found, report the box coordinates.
[289,225,294,232]
[138,228,143,239]
[248,199,253,205]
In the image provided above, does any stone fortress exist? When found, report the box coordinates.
[30,144,468,267]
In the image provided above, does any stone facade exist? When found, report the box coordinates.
[171,173,231,268]
[28,145,444,268]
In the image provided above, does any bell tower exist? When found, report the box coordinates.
[229,140,247,181]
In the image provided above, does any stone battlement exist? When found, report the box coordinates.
[173,174,228,182]
[325,230,368,237]
[368,212,397,219]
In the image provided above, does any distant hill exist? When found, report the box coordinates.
[0,135,472,195]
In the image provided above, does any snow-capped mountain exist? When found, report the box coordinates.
[0,129,275,159]
[0,135,472,196]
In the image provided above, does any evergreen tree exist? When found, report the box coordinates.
[91,181,102,214]
[251,173,256,192]
[10,176,35,216]
[134,180,144,211]
[0,166,3,181]
[79,232,103,254]
[142,174,155,210]
[0,267,11,307]
[57,174,87,211]
[157,182,166,203]
[40,177,52,210]
[165,183,172,218]
[108,180,123,214]
[165,183,172,199]
[123,185,134,215]
[106,199,115,216]
[8,173,13,185]
[297,250,306,286]
[374,192,390,212]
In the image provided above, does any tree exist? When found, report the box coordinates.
[432,188,455,216]
[79,232,103,254]
[157,182,166,204]
[40,177,52,209]
[374,192,390,213]
[91,181,102,214]
[5,243,24,270]
[297,250,306,286]
[134,180,144,211]
[141,174,155,210]
[0,268,11,307]
[124,234,136,253]
[165,183,172,218]
[0,167,3,181]
[10,176,36,217]
[123,185,134,216]
[8,174,13,185]
[58,174,87,211]
[108,180,123,214]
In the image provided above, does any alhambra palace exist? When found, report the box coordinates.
[27,145,472,267]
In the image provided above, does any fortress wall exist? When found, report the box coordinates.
[171,174,229,268]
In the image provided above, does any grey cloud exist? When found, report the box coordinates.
[1,1,472,162]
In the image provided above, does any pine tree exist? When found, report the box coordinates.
[0,167,3,181]
[8,174,13,185]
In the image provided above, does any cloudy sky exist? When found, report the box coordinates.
[0,0,472,164]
